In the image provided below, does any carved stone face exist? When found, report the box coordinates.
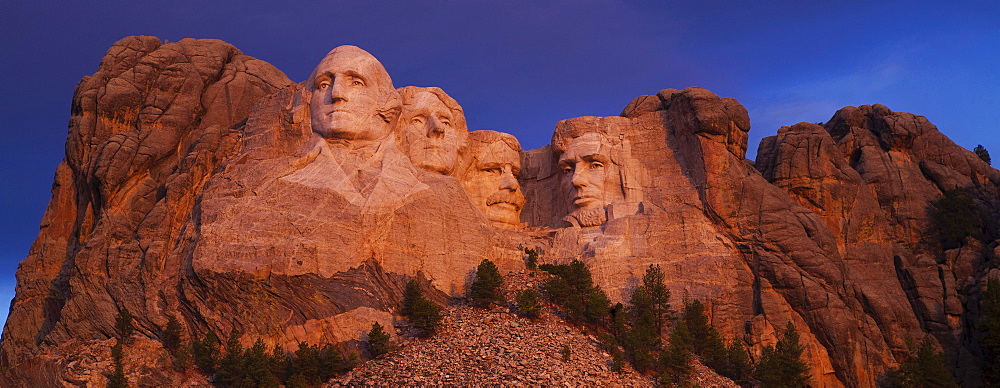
[400,91,460,174]
[462,136,525,225]
[558,132,621,213]
[308,46,397,141]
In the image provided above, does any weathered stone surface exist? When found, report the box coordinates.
[1,36,292,373]
[5,37,1000,387]
[755,122,924,364]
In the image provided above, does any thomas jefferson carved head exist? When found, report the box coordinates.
[397,87,468,175]
[307,45,401,141]
[460,130,525,226]
[553,121,627,227]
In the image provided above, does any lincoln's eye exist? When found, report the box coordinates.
[590,162,604,169]
[562,165,573,174]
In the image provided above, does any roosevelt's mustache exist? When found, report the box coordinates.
[486,190,525,208]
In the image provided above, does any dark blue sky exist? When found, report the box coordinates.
[1,0,998,328]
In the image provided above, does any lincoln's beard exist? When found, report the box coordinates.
[565,206,607,227]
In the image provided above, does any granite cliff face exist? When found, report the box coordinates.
[3,37,999,386]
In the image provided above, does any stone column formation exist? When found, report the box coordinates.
[3,37,1000,387]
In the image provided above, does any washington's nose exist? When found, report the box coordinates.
[328,79,348,103]
[427,117,445,138]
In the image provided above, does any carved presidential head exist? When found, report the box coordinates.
[460,130,525,226]
[397,87,468,175]
[306,45,401,141]
[552,120,627,227]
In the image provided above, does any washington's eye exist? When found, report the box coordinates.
[485,168,502,174]
[352,79,365,87]
[318,81,330,89]
[411,116,425,125]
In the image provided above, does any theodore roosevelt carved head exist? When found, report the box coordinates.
[460,130,525,226]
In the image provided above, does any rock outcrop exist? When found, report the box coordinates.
[2,36,292,376]
[4,37,999,387]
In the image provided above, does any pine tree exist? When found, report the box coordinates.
[682,299,726,370]
[114,307,135,342]
[754,322,809,387]
[540,260,611,324]
[368,322,392,358]
[215,329,244,386]
[932,188,982,250]
[659,321,693,385]
[470,259,505,306]
[523,247,539,270]
[619,265,674,372]
[161,314,183,356]
[975,144,992,165]
[192,330,221,374]
[721,339,752,386]
[241,339,280,387]
[886,336,957,388]
[515,289,542,319]
[108,340,128,388]
[979,278,1000,383]
[401,279,443,335]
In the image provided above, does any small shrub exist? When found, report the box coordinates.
[561,344,572,361]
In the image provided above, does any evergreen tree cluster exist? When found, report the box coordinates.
[884,336,957,387]
[185,329,354,387]
[682,299,751,385]
[539,260,612,324]
[401,279,444,335]
[975,144,992,166]
[469,259,505,306]
[753,322,810,387]
[931,188,983,250]
[980,278,1000,384]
